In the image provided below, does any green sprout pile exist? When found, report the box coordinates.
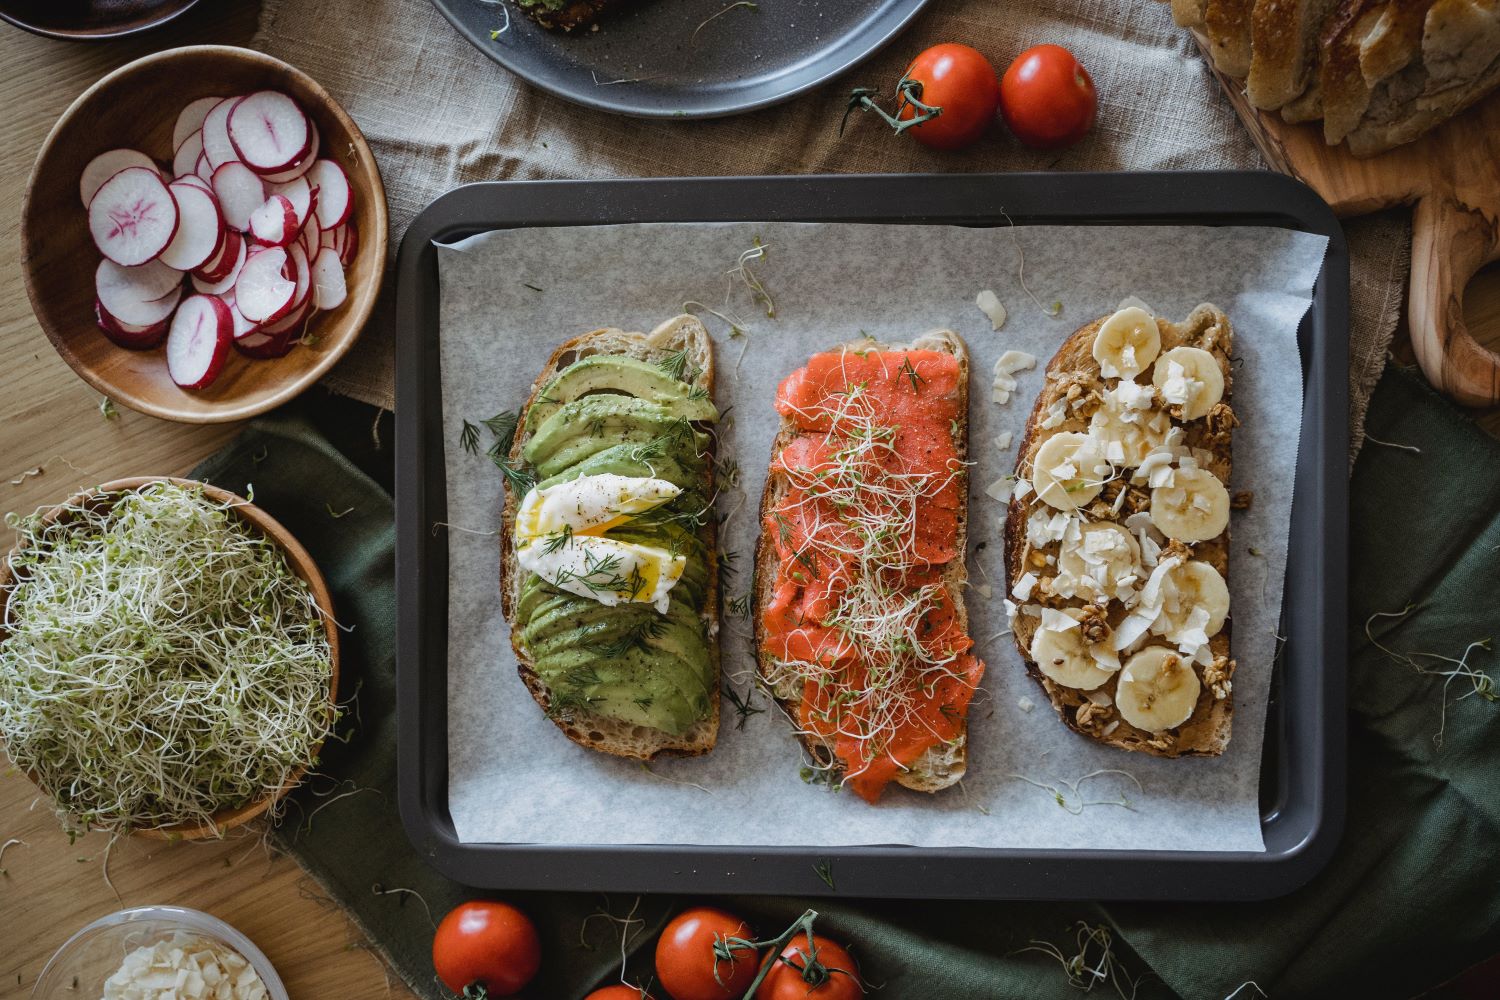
[0,482,334,836]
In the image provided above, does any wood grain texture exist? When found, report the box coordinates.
[1197,34,1500,408]
[0,7,414,998]
[22,44,389,424]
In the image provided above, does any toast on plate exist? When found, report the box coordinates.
[753,332,985,801]
[500,315,721,759]
[1004,305,1237,757]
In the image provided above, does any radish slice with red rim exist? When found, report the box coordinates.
[80,149,158,208]
[95,299,169,350]
[287,240,312,310]
[173,96,224,151]
[174,173,213,194]
[229,91,312,175]
[201,97,241,170]
[96,258,182,328]
[258,123,321,184]
[88,167,179,266]
[267,175,314,231]
[234,246,296,323]
[159,181,225,271]
[192,235,247,295]
[210,161,266,232]
[337,220,358,266]
[303,160,352,230]
[166,294,233,389]
[172,130,205,180]
[192,228,243,283]
[248,194,298,248]
[311,246,347,310]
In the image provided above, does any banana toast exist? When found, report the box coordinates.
[1004,305,1238,757]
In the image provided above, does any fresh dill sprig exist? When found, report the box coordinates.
[540,524,573,555]
[459,420,481,455]
[656,349,701,385]
[722,680,764,730]
[813,859,836,890]
[899,355,926,393]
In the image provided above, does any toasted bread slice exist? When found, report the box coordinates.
[1247,0,1342,108]
[511,0,630,31]
[1162,0,1213,27]
[1204,0,1257,77]
[753,331,975,795]
[1005,306,1236,758]
[500,315,720,760]
[1322,0,1436,145]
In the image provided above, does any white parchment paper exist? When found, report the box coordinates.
[436,222,1327,853]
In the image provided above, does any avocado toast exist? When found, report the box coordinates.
[501,315,721,759]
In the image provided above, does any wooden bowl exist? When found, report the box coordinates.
[0,0,202,40]
[20,46,388,424]
[0,477,342,840]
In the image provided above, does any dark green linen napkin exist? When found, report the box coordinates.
[192,368,1500,1000]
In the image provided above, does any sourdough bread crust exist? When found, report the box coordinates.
[1004,305,1237,758]
[500,315,720,760]
[752,331,974,794]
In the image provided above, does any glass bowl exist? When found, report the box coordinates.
[32,906,288,1000]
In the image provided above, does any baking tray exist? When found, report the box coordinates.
[395,173,1348,900]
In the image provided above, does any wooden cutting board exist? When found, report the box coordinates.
[1200,46,1500,408]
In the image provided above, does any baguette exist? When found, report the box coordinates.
[500,315,720,760]
[1005,305,1237,757]
[753,331,982,800]
[1247,0,1341,109]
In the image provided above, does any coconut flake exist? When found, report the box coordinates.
[985,478,1014,503]
[977,289,1008,330]
[1040,607,1080,632]
[994,431,1013,450]
[996,350,1037,376]
[1013,572,1039,600]
[1017,695,1036,713]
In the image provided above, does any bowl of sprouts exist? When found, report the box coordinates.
[0,477,339,840]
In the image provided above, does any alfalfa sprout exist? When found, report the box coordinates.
[0,481,334,836]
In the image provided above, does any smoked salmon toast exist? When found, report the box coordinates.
[753,332,985,802]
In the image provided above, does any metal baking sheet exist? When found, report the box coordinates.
[395,172,1348,899]
[427,0,929,119]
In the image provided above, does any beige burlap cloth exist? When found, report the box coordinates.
[253,0,1407,457]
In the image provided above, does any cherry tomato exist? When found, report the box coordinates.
[999,44,1098,150]
[654,907,758,1000]
[755,933,862,1000]
[895,43,1002,150]
[432,901,541,997]
[585,987,656,1000]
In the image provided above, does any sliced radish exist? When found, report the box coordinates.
[193,228,243,282]
[235,327,298,359]
[262,295,313,335]
[166,295,233,389]
[174,172,213,194]
[226,298,260,340]
[228,92,312,175]
[311,246,347,310]
[303,160,352,230]
[234,246,296,323]
[195,151,214,183]
[201,97,241,170]
[80,149,157,208]
[173,96,224,151]
[258,123,321,184]
[88,167,179,266]
[158,181,225,271]
[96,258,182,327]
[298,207,322,258]
[172,129,204,179]
[210,161,266,232]
[95,298,169,350]
[192,233,247,294]
[248,194,298,247]
[337,220,358,266]
[286,240,312,309]
[267,175,314,231]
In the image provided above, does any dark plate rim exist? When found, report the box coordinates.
[0,0,202,40]
[394,172,1348,900]
[427,0,933,120]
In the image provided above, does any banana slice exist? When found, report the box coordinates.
[1152,347,1224,420]
[1116,646,1201,731]
[1030,609,1120,691]
[1152,559,1230,643]
[1058,523,1141,601]
[1031,432,1108,511]
[1149,467,1230,541]
[1092,306,1161,380]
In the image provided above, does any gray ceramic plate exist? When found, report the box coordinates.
[0,0,200,40]
[429,0,931,119]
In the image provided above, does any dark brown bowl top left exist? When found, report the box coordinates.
[0,0,200,40]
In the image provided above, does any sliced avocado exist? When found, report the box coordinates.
[570,682,700,736]
[527,355,716,431]
[535,444,699,493]
[523,397,693,476]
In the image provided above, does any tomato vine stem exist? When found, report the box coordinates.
[841,78,943,137]
[711,908,860,997]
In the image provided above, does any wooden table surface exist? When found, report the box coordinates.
[0,4,1498,998]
